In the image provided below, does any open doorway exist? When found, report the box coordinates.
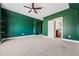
[48,17,63,39]
[54,17,63,39]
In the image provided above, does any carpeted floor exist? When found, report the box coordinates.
[0,35,79,56]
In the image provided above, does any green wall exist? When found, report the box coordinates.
[77,13,79,40]
[0,4,1,40]
[69,3,79,40]
[1,8,42,38]
[43,8,79,41]
[34,19,42,34]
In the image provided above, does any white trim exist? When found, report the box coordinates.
[42,35,54,39]
[62,39,79,44]
[48,17,63,39]
[3,35,40,39]
[2,35,79,44]
[42,35,79,44]
[48,20,55,38]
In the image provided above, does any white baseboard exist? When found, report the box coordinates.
[62,39,79,44]
[2,35,79,44]
[42,35,79,44]
[3,35,40,39]
[42,35,53,39]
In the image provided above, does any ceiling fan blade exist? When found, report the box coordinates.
[33,9,37,13]
[32,3,34,8]
[28,9,32,13]
[24,6,32,9]
[34,7,42,9]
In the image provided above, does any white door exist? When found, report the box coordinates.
[48,20,55,38]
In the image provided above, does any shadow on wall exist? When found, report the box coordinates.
[1,8,9,40]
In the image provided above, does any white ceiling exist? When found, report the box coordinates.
[1,3,69,20]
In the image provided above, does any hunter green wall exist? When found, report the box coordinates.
[31,17,42,35]
[1,8,42,38]
[77,13,79,40]
[34,19,42,34]
[77,9,79,40]
[69,3,79,40]
[43,8,79,41]
[0,4,1,40]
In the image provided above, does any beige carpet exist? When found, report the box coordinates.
[0,35,79,56]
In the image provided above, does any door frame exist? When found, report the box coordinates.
[48,17,63,39]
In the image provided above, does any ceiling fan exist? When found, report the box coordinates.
[24,3,42,13]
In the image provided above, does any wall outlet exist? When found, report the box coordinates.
[68,35,71,38]
[22,33,25,35]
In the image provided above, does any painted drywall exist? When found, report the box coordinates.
[0,4,1,40]
[32,18,42,35]
[1,8,42,38]
[1,3,69,20]
[77,13,79,40]
[43,8,79,41]
[35,20,42,34]
[69,3,79,40]
[69,3,79,11]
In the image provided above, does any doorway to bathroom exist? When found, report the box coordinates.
[48,17,63,39]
